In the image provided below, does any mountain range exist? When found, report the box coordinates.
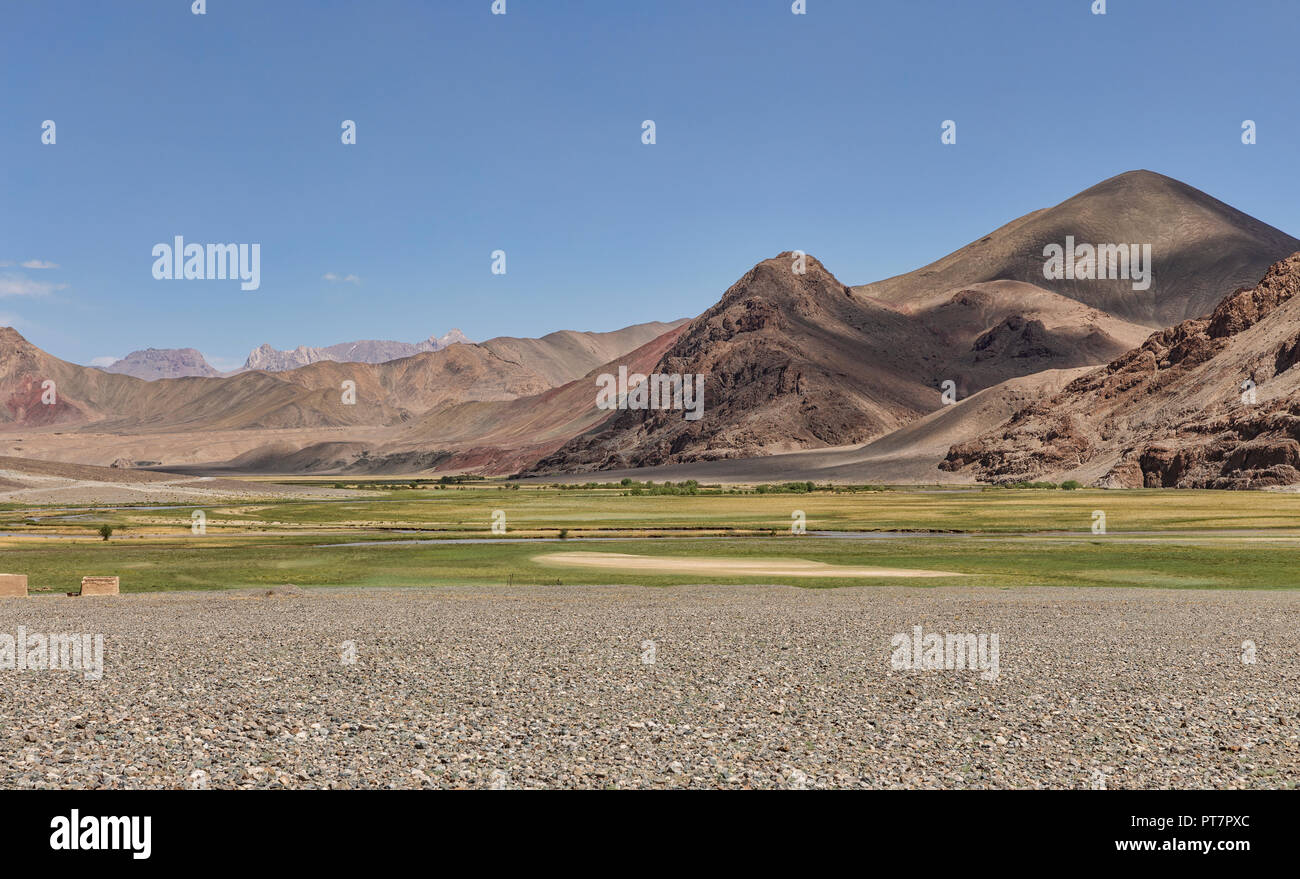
[5,170,1300,489]
[101,329,477,379]
[528,171,1299,476]
[241,329,473,372]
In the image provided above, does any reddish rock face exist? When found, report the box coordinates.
[4,374,83,426]
[944,252,1300,489]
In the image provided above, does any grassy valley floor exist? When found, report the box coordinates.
[2,484,1300,592]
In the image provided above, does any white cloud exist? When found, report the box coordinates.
[21,260,59,269]
[322,272,361,284]
[89,356,120,368]
[0,274,66,298]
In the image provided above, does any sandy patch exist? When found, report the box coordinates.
[533,551,963,579]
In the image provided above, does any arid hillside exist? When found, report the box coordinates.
[942,252,1300,488]
[527,256,1149,475]
[0,321,685,472]
[854,170,1299,328]
[215,323,689,476]
[528,172,1298,477]
[6,172,1296,483]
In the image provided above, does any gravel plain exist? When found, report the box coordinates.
[2,584,1298,789]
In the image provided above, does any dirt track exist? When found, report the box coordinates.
[534,551,963,578]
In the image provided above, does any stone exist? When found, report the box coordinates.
[0,574,28,597]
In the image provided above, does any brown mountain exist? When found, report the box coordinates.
[239,322,683,383]
[903,280,1149,397]
[0,319,686,471]
[9,172,1295,482]
[0,326,550,433]
[854,170,1300,328]
[941,252,1300,488]
[221,324,691,476]
[527,171,1297,476]
[477,321,689,386]
[520,367,1091,486]
[528,254,935,473]
[525,255,1149,475]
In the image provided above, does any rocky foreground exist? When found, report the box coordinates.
[2,585,1298,789]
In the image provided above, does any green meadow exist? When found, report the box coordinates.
[3,484,1299,592]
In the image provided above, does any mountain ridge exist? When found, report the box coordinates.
[941,251,1300,488]
[854,170,1300,327]
[243,329,473,372]
[5,171,1296,484]
[528,171,1300,475]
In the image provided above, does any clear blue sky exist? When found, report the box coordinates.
[2,0,1297,369]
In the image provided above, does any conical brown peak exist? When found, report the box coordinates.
[737,252,847,292]
[763,250,832,274]
[1066,169,1202,202]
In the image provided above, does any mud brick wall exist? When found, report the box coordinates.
[79,576,120,596]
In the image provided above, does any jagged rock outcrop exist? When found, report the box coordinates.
[942,253,1300,488]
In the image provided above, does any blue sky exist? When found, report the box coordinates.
[2,0,1297,369]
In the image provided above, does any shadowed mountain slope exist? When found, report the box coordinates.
[854,170,1299,328]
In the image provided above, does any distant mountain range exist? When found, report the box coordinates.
[0,319,688,471]
[242,329,473,372]
[6,170,1300,489]
[101,329,476,379]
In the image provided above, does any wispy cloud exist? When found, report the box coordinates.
[21,259,59,269]
[322,272,361,284]
[0,274,66,298]
[0,312,25,329]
